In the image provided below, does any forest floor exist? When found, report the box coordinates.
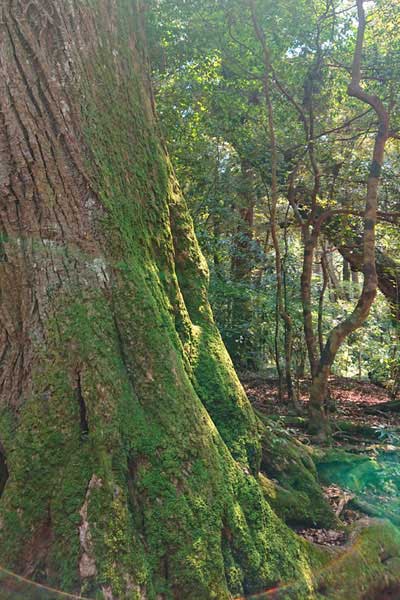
[243,376,400,547]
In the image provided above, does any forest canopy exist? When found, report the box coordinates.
[149,0,400,422]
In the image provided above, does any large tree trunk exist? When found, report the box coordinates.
[2,2,400,600]
[0,1,320,598]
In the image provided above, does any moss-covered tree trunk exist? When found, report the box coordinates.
[2,2,400,600]
[0,1,313,598]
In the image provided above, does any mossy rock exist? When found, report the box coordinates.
[260,426,337,529]
[312,520,400,599]
[243,520,400,599]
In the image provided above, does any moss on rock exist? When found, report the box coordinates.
[259,425,337,529]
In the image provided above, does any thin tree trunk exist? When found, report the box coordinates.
[300,38,324,380]
[352,269,360,296]
[318,248,329,355]
[230,159,256,369]
[325,252,342,302]
[334,234,399,320]
[283,214,300,409]
[249,0,296,405]
[274,292,284,401]
[308,0,391,436]
[343,258,351,300]
[301,229,320,376]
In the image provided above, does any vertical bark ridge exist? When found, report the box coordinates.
[0,2,317,598]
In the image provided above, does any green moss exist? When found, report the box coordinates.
[1,4,400,600]
[168,181,261,471]
[313,521,400,599]
[260,426,336,528]
[0,276,319,598]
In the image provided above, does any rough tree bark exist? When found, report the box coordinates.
[0,1,326,598]
[1,2,400,599]
[308,0,391,436]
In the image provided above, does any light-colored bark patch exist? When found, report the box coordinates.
[79,474,102,579]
